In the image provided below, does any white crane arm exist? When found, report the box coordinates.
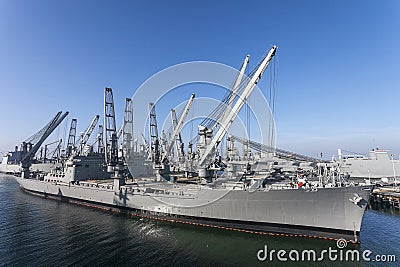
[163,93,195,160]
[212,55,250,131]
[78,115,99,153]
[198,46,277,168]
[117,124,124,139]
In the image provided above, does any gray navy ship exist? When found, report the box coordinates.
[13,45,371,242]
[338,148,400,183]
[0,146,60,174]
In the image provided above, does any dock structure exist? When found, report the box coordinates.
[371,186,400,209]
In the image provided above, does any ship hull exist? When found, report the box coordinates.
[15,177,371,241]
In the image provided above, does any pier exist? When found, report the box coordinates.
[371,186,400,209]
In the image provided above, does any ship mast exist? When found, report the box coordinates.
[97,125,104,153]
[122,98,134,158]
[148,102,160,166]
[104,87,125,188]
[66,118,77,157]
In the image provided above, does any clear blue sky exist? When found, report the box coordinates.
[0,0,399,158]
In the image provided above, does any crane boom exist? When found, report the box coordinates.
[212,55,249,131]
[103,87,125,187]
[117,125,123,139]
[77,115,99,155]
[232,134,327,163]
[104,87,118,166]
[163,93,195,161]
[48,139,63,160]
[97,125,104,153]
[42,138,62,162]
[116,99,132,140]
[148,102,160,164]
[66,118,77,157]
[170,109,185,162]
[121,98,134,155]
[21,111,69,177]
[198,46,277,168]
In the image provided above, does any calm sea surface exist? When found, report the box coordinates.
[0,174,399,267]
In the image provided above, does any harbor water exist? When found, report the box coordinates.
[0,174,398,266]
